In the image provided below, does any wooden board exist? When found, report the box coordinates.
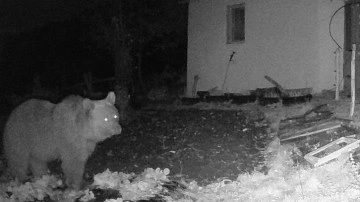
[304,137,360,167]
[280,119,343,142]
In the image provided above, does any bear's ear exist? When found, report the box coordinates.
[105,92,116,104]
[83,98,95,110]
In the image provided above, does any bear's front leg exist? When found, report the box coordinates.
[61,156,86,189]
[29,157,48,178]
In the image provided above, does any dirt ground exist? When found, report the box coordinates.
[84,93,360,187]
[86,108,271,186]
[82,96,329,185]
[1,92,359,190]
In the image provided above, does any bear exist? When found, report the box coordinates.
[3,92,122,189]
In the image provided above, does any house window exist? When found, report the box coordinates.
[227,4,245,44]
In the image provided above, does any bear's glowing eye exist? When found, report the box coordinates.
[104,118,109,122]
[114,115,118,119]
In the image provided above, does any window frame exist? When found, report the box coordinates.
[226,3,245,44]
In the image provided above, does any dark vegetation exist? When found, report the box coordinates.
[0,0,188,115]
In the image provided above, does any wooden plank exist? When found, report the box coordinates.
[304,137,360,167]
[280,124,342,142]
[279,119,342,139]
[264,75,287,96]
[350,44,356,117]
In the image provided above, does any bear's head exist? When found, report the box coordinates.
[84,92,122,141]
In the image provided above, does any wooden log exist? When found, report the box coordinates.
[283,88,312,97]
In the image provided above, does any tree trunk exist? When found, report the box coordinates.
[113,0,131,88]
[114,45,131,87]
[112,0,132,120]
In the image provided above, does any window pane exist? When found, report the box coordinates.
[233,6,245,41]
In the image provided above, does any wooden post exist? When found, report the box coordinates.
[192,75,199,97]
[350,44,356,117]
[344,2,360,94]
[335,48,340,100]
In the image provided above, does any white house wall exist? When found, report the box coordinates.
[187,0,344,96]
